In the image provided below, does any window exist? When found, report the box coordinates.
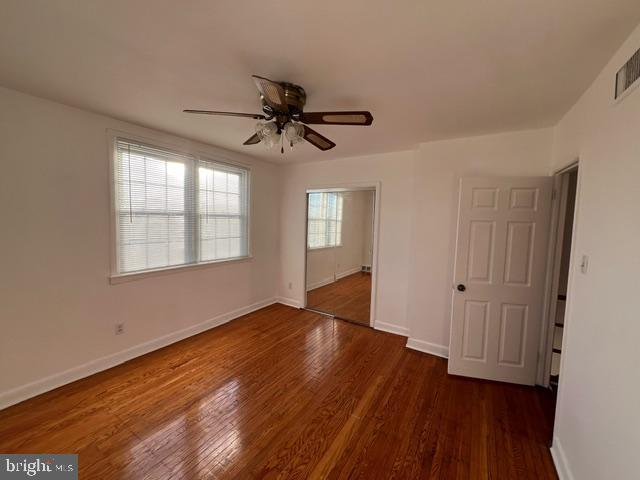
[113,138,249,275]
[307,192,343,249]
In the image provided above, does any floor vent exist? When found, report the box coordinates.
[615,47,640,99]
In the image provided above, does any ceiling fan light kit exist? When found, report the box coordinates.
[184,75,373,154]
[284,122,305,146]
[255,120,279,148]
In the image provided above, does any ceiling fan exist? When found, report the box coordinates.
[184,75,374,153]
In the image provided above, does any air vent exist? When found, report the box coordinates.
[615,47,640,99]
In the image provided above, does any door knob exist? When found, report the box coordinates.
[456,284,466,292]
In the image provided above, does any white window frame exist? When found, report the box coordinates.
[307,192,343,250]
[108,130,252,283]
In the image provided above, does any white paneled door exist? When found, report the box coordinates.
[448,177,552,385]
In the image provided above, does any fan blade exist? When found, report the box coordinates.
[252,75,289,113]
[183,109,266,119]
[302,126,336,151]
[299,111,373,126]
[243,133,261,145]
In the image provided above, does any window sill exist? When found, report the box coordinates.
[307,245,343,252]
[109,255,253,285]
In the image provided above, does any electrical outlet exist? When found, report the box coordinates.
[288,282,293,290]
[115,323,125,335]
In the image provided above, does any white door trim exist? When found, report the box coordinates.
[537,161,580,386]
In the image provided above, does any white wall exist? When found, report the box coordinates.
[0,87,281,407]
[336,191,372,276]
[362,190,375,267]
[549,24,640,480]
[278,151,414,335]
[406,129,553,355]
[306,248,337,290]
[278,130,554,342]
[306,190,372,290]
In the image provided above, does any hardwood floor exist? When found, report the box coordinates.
[306,272,372,326]
[0,304,557,479]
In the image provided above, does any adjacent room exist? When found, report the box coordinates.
[306,188,375,326]
[1,1,640,479]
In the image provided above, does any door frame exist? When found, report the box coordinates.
[536,160,581,386]
[303,181,381,328]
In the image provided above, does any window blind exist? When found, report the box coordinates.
[307,192,343,249]
[114,139,249,274]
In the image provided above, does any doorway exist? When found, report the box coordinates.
[304,188,376,326]
[543,163,579,392]
[447,172,581,388]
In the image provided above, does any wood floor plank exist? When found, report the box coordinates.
[0,304,557,479]
[307,272,372,326]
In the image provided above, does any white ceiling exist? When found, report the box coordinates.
[1,1,640,164]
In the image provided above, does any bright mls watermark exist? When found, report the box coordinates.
[0,455,77,479]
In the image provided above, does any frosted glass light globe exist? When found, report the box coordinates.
[255,121,279,148]
[284,122,305,145]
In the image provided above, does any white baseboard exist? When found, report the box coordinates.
[374,321,409,337]
[335,266,362,280]
[0,297,278,411]
[276,296,303,309]
[550,436,574,480]
[406,338,449,358]
[306,267,363,292]
[306,276,335,291]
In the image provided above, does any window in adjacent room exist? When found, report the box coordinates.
[112,138,249,275]
[307,192,343,249]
